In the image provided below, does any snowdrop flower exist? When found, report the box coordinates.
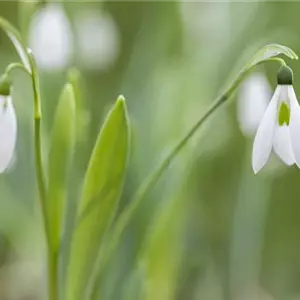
[252,65,300,174]
[0,76,17,173]
[75,10,119,70]
[237,72,271,136]
[28,3,73,71]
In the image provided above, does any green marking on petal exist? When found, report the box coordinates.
[278,102,290,126]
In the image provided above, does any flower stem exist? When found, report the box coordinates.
[28,51,57,300]
[5,62,29,75]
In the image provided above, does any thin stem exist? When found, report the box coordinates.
[225,57,286,97]
[89,57,287,298]
[28,51,42,119]
[27,51,57,300]
[267,57,287,66]
[5,62,30,76]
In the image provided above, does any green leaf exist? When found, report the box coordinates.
[65,96,130,300]
[244,43,298,71]
[47,82,76,252]
[0,17,31,72]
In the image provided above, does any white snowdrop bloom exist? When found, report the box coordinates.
[237,72,271,136]
[28,3,73,71]
[75,10,119,70]
[0,94,17,173]
[252,65,300,174]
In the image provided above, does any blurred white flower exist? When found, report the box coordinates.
[28,3,73,71]
[75,10,119,70]
[0,95,17,173]
[252,66,300,173]
[237,72,271,137]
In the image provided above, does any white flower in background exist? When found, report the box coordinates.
[237,72,271,136]
[28,3,73,71]
[0,82,17,173]
[252,65,300,174]
[75,9,119,70]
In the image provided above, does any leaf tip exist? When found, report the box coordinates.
[117,94,126,103]
[65,82,75,98]
[116,95,127,113]
[61,82,76,114]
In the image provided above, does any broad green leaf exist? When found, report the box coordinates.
[0,17,31,72]
[47,83,76,252]
[65,96,130,300]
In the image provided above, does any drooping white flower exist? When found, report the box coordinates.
[252,65,300,174]
[0,95,17,173]
[28,3,73,71]
[237,72,271,136]
[75,9,119,70]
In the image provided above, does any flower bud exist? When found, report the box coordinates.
[0,74,11,96]
[277,65,293,85]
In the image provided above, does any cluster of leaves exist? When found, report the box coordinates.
[33,44,299,300]
[0,13,299,300]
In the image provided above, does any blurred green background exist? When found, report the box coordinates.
[1,1,300,300]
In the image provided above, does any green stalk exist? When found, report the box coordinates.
[28,49,57,300]
[89,57,287,298]
[5,62,29,75]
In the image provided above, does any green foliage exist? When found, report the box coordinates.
[85,43,299,300]
[47,82,76,252]
[65,96,130,300]
[1,3,300,300]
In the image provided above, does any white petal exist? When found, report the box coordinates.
[273,125,295,165]
[288,85,300,167]
[0,96,17,173]
[28,4,73,71]
[237,72,271,136]
[252,86,281,173]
